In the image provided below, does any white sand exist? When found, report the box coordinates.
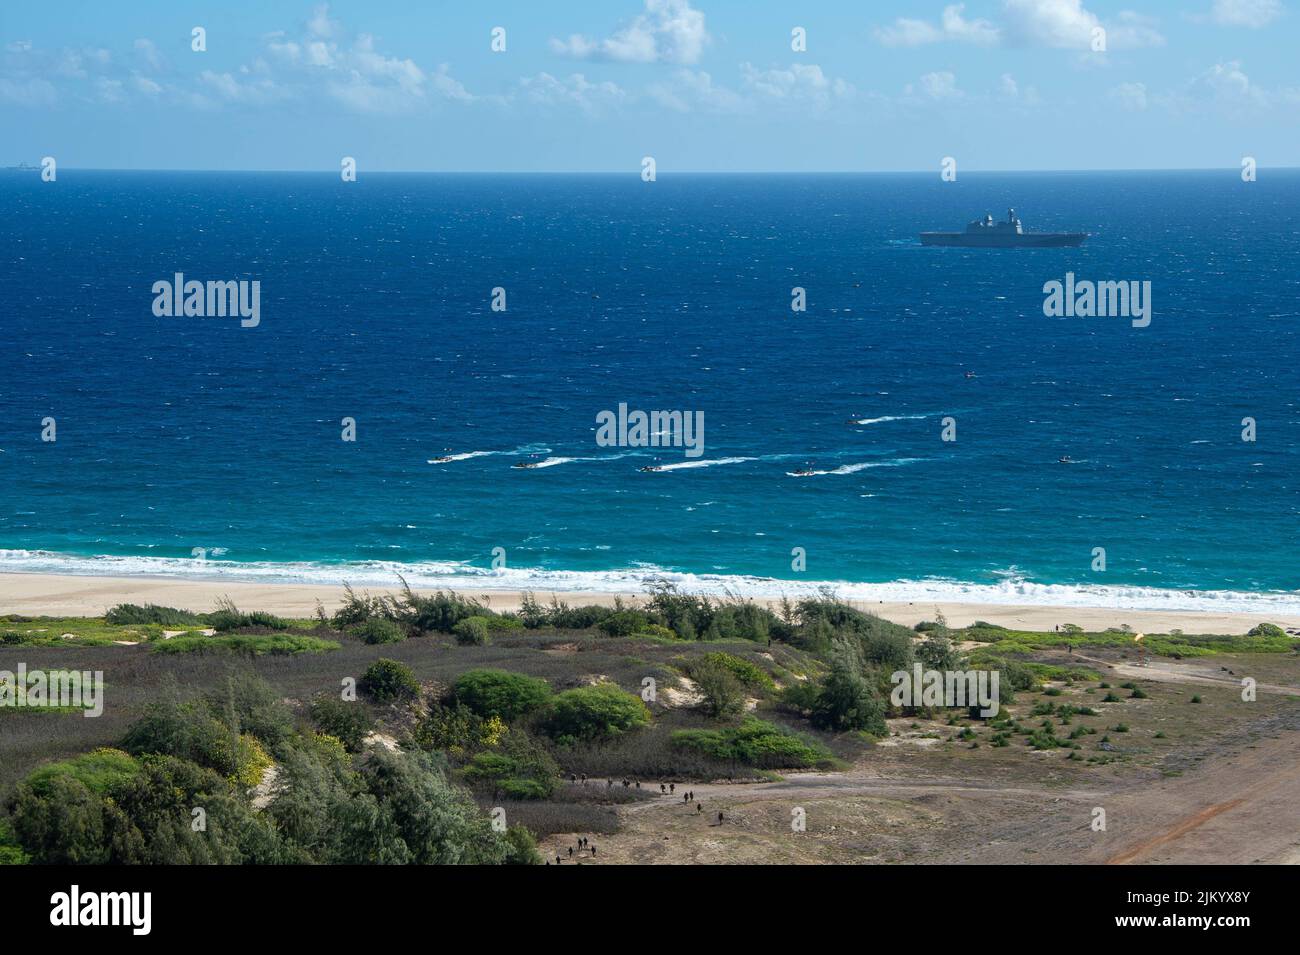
[1,572,1297,635]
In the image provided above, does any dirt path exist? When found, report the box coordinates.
[542,658,1300,864]
[1093,729,1300,864]
[543,771,1106,865]
[1072,652,1300,696]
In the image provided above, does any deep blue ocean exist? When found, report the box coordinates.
[2,170,1298,613]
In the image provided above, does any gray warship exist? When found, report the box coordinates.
[920,209,1088,248]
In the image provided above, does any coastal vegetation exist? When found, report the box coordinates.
[1,582,1296,864]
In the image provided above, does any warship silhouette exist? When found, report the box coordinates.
[921,209,1088,248]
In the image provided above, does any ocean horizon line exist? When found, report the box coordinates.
[8,166,1299,177]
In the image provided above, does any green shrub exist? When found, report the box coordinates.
[0,818,29,865]
[453,670,552,722]
[688,652,775,691]
[397,584,490,634]
[152,633,338,655]
[690,657,745,719]
[352,617,406,645]
[502,824,542,865]
[121,700,241,775]
[361,659,420,703]
[310,697,374,752]
[207,671,296,746]
[461,732,557,799]
[1247,623,1286,638]
[206,599,289,632]
[105,604,202,627]
[23,748,140,798]
[519,595,614,630]
[413,702,490,756]
[453,616,491,646]
[639,623,678,640]
[808,651,886,734]
[597,609,650,638]
[545,684,650,742]
[703,603,772,642]
[671,718,831,768]
[331,584,396,629]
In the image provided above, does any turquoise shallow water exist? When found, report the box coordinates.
[2,170,1298,612]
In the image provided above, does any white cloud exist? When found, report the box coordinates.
[1109,11,1166,48]
[133,38,164,72]
[875,4,1001,46]
[877,1,1162,51]
[1110,81,1148,109]
[550,0,710,64]
[1208,0,1284,27]
[0,75,57,107]
[913,71,962,99]
[1188,60,1266,106]
[94,77,125,103]
[1124,60,1299,113]
[1002,0,1163,49]
[740,63,854,108]
[257,10,473,113]
[199,70,289,105]
[307,4,340,40]
[518,72,626,113]
[131,73,163,96]
[648,69,746,112]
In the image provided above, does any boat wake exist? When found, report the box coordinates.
[787,458,920,476]
[429,444,549,464]
[652,456,758,472]
[849,414,928,426]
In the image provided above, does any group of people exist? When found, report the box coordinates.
[548,777,732,862]
[548,837,597,865]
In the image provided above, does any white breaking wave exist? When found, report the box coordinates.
[2,550,1299,615]
[850,414,928,426]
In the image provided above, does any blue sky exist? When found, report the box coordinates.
[2,0,1296,171]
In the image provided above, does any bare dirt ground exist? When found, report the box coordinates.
[543,651,1300,865]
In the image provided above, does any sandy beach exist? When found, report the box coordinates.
[1,571,1297,635]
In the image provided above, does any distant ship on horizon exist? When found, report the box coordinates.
[920,209,1088,248]
[3,161,41,173]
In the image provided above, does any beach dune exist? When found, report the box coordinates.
[1,572,1296,636]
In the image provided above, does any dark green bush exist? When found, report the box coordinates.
[671,718,831,768]
[352,617,406,645]
[597,609,650,637]
[453,670,552,722]
[545,684,650,742]
[361,658,420,703]
[310,697,374,752]
[453,616,491,646]
[105,603,202,627]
